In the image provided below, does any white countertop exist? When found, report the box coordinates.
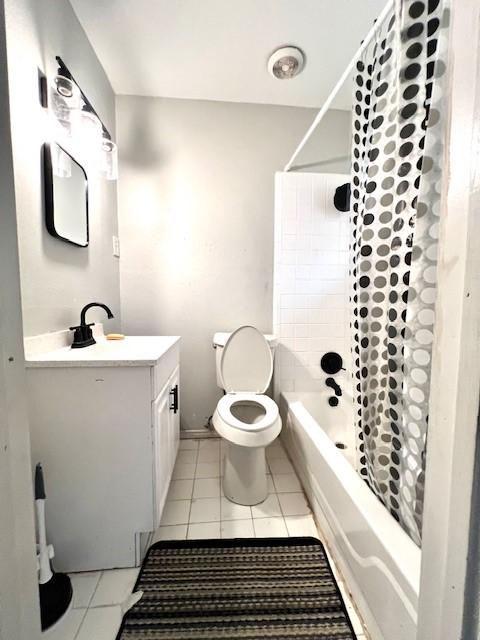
[25,335,181,368]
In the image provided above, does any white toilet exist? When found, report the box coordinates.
[212,326,282,505]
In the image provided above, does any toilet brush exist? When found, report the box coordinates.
[35,463,73,631]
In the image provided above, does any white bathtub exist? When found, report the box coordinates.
[280,391,421,640]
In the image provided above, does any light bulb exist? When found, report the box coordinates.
[101,137,118,181]
[48,75,83,136]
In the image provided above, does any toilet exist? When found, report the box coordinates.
[212,326,282,505]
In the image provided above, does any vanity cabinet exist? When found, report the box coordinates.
[26,335,180,573]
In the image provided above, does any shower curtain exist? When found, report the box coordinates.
[350,0,450,545]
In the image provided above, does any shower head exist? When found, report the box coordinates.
[334,183,351,212]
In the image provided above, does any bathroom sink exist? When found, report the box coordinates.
[25,335,180,368]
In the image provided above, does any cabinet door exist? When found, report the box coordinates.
[152,385,171,528]
[152,367,181,528]
[168,367,180,473]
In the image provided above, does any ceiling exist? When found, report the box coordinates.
[70,0,387,110]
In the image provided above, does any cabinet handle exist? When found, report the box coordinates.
[169,385,179,414]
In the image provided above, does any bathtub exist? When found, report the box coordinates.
[280,391,421,640]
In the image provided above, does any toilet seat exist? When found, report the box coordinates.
[217,393,279,432]
[213,325,281,449]
[214,392,281,448]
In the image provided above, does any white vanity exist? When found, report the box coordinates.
[25,326,180,572]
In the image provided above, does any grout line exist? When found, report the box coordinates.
[73,606,89,640]
[186,444,200,525]
[87,570,103,608]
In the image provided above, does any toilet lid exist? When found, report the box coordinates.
[220,326,273,393]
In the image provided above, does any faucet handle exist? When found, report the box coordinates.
[69,322,94,331]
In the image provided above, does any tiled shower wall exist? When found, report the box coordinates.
[273,172,352,397]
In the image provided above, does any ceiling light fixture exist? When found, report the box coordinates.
[267,46,305,80]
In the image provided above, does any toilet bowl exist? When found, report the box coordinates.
[212,326,282,505]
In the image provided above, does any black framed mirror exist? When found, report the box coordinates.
[43,142,89,247]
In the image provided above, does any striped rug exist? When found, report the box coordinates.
[116,537,357,639]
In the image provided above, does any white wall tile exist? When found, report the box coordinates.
[294,309,309,324]
[280,309,295,324]
[296,265,310,279]
[274,172,353,398]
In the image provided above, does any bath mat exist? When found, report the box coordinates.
[116,537,358,639]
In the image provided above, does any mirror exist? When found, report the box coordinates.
[43,142,89,246]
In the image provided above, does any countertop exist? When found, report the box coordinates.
[25,335,181,368]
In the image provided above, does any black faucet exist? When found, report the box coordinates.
[70,302,114,349]
[325,377,342,397]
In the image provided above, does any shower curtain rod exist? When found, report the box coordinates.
[283,0,394,172]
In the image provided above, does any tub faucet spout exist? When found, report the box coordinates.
[325,377,342,397]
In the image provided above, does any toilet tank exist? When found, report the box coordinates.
[213,332,277,389]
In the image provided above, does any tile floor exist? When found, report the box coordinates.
[52,437,368,640]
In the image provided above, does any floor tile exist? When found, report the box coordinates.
[197,447,221,462]
[268,439,285,450]
[267,475,276,493]
[251,494,282,518]
[278,492,311,516]
[69,571,101,608]
[199,439,220,451]
[167,478,194,501]
[172,463,196,480]
[152,524,188,542]
[193,477,221,498]
[75,605,122,640]
[189,497,221,523]
[253,517,288,537]
[160,500,191,525]
[195,461,220,478]
[45,607,85,640]
[272,473,302,493]
[266,443,287,460]
[179,439,198,450]
[268,458,295,474]
[90,568,139,607]
[221,497,252,521]
[284,515,319,537]
[58,436,370,640]
[176,449,197,465]
[221,519,255,538]
[188,522,221,539]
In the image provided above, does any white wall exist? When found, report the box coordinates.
[273,172,352,397]
[4,0,121,337]
[117,96,351,430]
[0,2,40,636]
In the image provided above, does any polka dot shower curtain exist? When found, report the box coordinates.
[350,0,450,545]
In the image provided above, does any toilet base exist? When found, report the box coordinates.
[223,443,268,506]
